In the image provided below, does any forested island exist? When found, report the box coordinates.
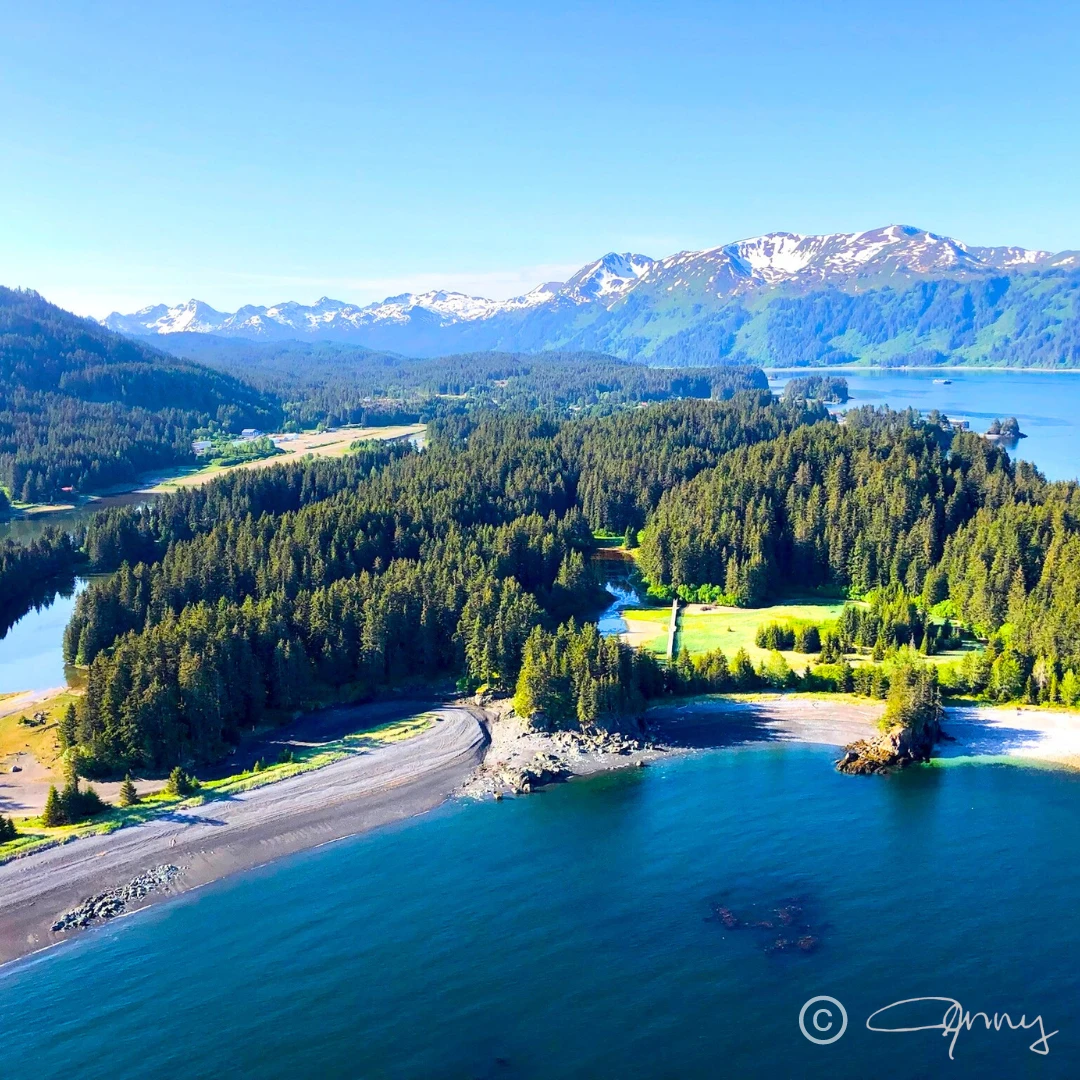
[781,375,849,404]
[986,416,1026,441]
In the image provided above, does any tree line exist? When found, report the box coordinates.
[29,393,1080,777]
[57,395,820,772]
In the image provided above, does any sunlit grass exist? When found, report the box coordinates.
[0,712,435,863]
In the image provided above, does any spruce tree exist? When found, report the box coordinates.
[0,814,16,842]
[58,703,77,750]
[118,774,139,807]
[41,785,66,827]
[165,766,196,797]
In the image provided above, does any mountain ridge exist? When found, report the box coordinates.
[104,226,1080,366]
[0,286,278,501]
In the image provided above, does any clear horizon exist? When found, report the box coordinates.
[3,1,1079,318]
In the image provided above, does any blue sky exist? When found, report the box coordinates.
[2,1,1078,317]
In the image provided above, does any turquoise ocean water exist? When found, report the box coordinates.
[2,746,1077,1078]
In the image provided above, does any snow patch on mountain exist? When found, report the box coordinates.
[102,227,1074,343]
[561,253,655,303]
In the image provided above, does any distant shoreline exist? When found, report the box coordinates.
[765,365,1080,375]
[1,423,426,525]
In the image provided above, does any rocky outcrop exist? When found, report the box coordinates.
[497,730,653,793]
[461,700,660,799]
[836,719,941,774]
[498,753,571,794]
[51,865,182,933]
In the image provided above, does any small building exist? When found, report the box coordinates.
[192,439,213,455]
[240,428,263,440]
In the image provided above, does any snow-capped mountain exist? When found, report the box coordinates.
[113,299,228,336]
[104,226,1079,363]
[635,225,1058,300]
[103,251,655,340]
[560,252,655,303]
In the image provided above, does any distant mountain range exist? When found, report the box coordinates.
[104,226,1080,366]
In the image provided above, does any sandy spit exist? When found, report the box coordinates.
[939,704,1080,768]
[0,704,486,968]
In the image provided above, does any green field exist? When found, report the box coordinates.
[624,598,979,672]
[674,600,847,666]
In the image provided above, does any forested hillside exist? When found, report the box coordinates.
[42,391,1080,773]
[9,381,1078,775]
[0,282,773,505]
[57,393,817,770]
[153,335,768,427]
[0,288,278,502]
[637,408,1031,602]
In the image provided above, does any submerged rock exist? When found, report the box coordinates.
[707,892,824,955]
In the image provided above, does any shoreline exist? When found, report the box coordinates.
[1,423,427,524]
[2,693,1077,971]
[764,365,1080,374]
[0,702,487,969]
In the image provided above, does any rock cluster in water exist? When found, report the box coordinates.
[50,865,182,933]
[499,729,651,794]
[706,895,821,954]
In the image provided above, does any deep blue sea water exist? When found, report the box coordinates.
[771,366,1080,483]
[2,746,1077,1079]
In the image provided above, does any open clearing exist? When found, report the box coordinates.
[147,423,426,492]
[624,597,978,671]
[621,606,670,651]
[672,600,846,665]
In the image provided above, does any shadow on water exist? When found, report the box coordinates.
[938,710,1071,760]
[0,573,78,641]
